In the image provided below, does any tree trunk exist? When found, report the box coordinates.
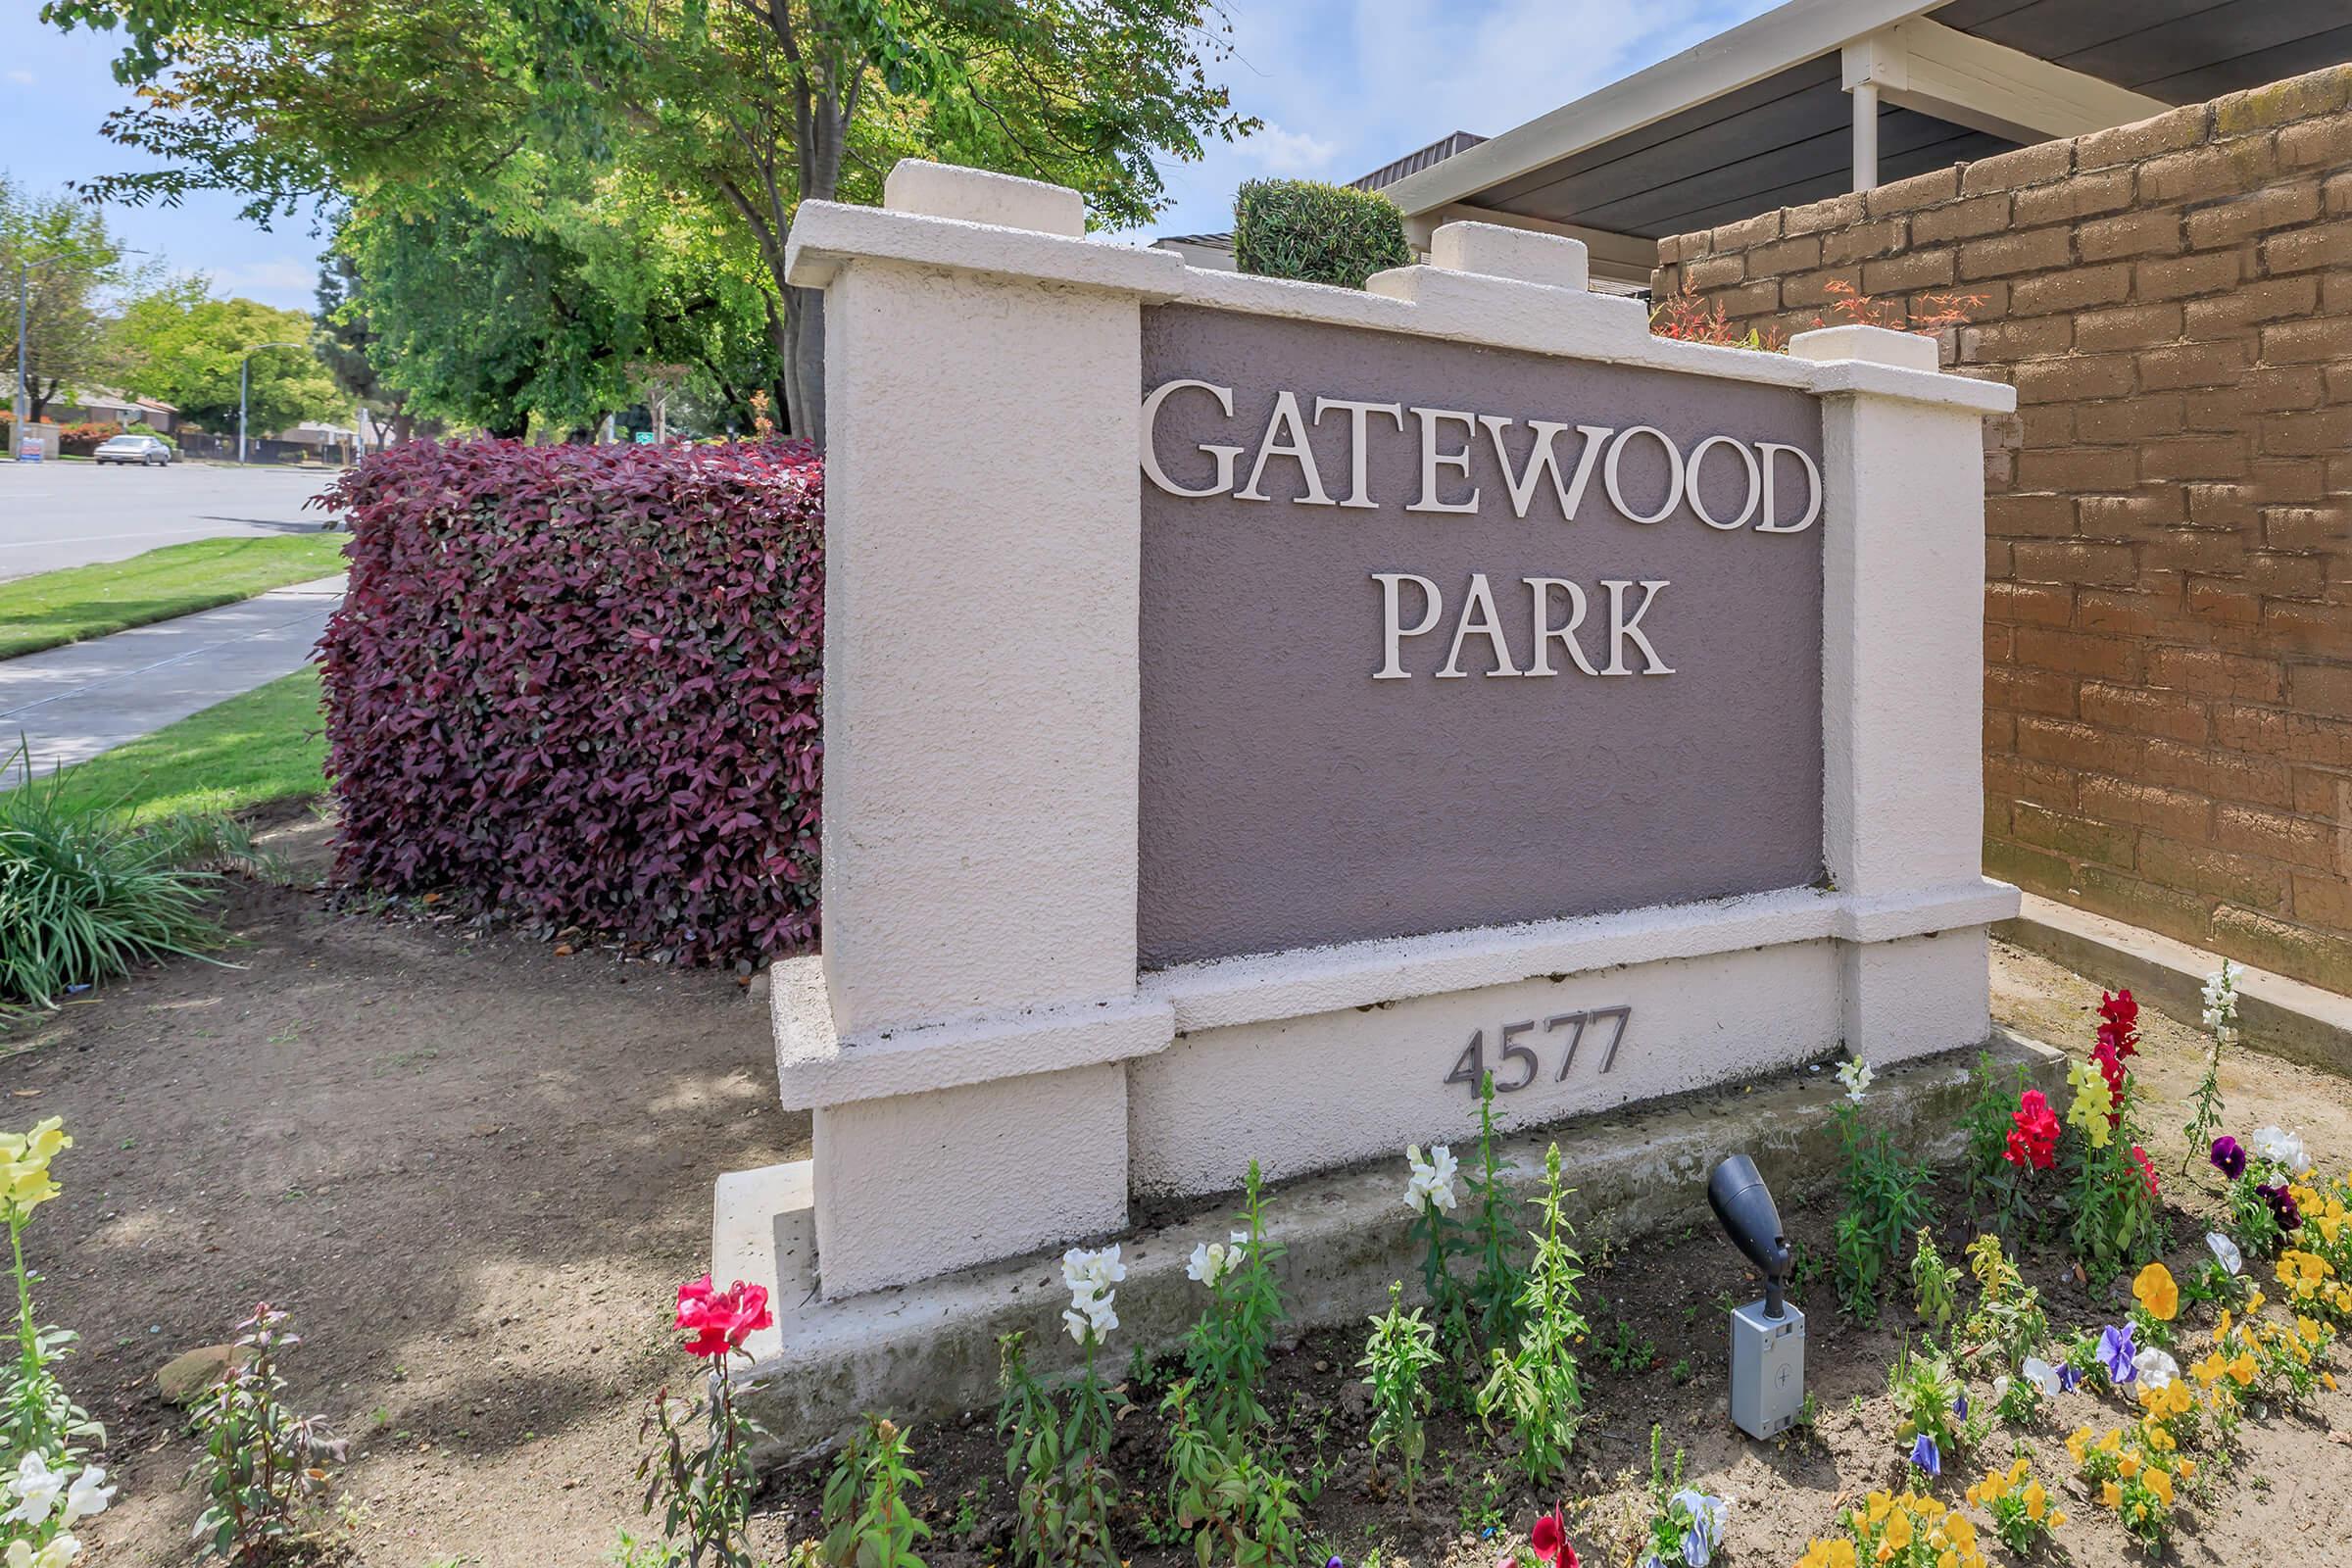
[782,283,824,446]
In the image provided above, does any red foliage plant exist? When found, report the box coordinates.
[317,437,824,964]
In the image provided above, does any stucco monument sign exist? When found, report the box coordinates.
[743,159,2019,1311]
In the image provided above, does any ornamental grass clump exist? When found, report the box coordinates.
[641,1274,775,1568]
[1,1119,114,1568]
[0,746,266,1023]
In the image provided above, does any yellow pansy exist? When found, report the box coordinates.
[2025,1480,2047,1520]
[2147,1467,2174,1506]
[2229,1351,2257,1384]
[2101,1481,2121,1508]
[2132,1262,2180,1321]
[1885,1509,1913,1550]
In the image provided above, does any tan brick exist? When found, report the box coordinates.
[2137,341,2253,390]
[2287,663,2352,714]
[2328,171,2352,216]
[2141,437,2250,480]
[1984,664,2078,717]
[2135,251,2245,300]
[1987,493,2078,539]
[2263,407,2352,457]
[2071,303,2181,354]
[2078,209,2184,262]
[2014,803,2137,866]
[1683,252,1746,289]
[2291,872,2352,931]
[2015,168,2136,226]
[2208,905,2352,985]
[2264,507,2351,550]
[2147,645,2283,701]
[2211,68,2352,136]
[2139,739,2294,808]
[1962,139,2074,195]
[1956,226,2072,280]
[1822,220,1906,266]
[2073,865,2216,940]
[1865,166,1960,218]
[2261,601,2352,655]
[2082,681,2209,741]
[2276,113,2352,172]
[2215,704,2352,767]
[1779,267,1863,309]
[1987,753,2077,810]
[2141,138,2279,206]
[2017,404,2075,449]
[1861,247,1957,294]
[2182,275,2320,333]
[1984,837,2077,897]
[1985,580,2076,627]
[1911,192,2014,245]
[2263,219,2352,274]
[2077,397,2183,444]
[2082,775,2215,840]
[2184,180,2323,249]
[1959,315,2075,363]
[2010,264,2133,317]
[2143,528,2248,575]
[1782,191,1868,237]
[1746,233,1823,275]
[2261,316,2352,363]
[2141,838,2289,911]
[2017,446,2139,491]
[2187,577,2262,625]
[2076,589,2178,637]
[2077,104,2212,170]
[2016,715,2144,776]
[2011,539,2137,586]
[2215,803,2335,868]
[2078,491,2186,534]
[2010,353,2135,404]
[2014,626,2139,681]
[1708,211,1781,253]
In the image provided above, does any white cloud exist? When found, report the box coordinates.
[4,70,33,86]
[210,258,320,309]
[1244,122,1341,176]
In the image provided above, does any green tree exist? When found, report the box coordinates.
[114,282,343,436]
[43,0,1259,444]
[0,172,144,421]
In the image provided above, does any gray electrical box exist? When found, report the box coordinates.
[1728,1298,1805,1439]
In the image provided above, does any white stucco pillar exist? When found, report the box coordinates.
[779,164,1185,1297]
[1794,323,2005,1062]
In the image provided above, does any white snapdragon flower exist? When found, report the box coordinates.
[61,1465,113,1527]
[1060,1245,1124,1344]
[2207,1231,2243,1276]
[1404,1144,1458,1215]
[2021,1356,2063,1399]
[1834,1058,1873,1102]
[2132,1348,2180,1391]
[7,1533,82,1568]
[2200,959,2242,1033]
[2,1451,65,1527]
[2248,1126,2309,1173]
[1187,1240,1236,1288]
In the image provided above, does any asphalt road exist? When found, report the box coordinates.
[0,460,343,581]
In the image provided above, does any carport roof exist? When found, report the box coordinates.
[1379,0,2352,244]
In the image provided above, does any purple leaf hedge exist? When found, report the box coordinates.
[317,438,824,963]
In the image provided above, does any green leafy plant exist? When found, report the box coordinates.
[1957,1234,2046,1375]
[1460,1073,1528,1358]
[1635,1426,1729,1568]
[820,1415,929,1568]
[1908,1230,1961,1336]
[1475,1144,1590,1487]
[1162,1378,1302,1568]
[188,1303,347,1561]
[1886,1338,1981,1475]
[1183,1164,1284,1442]
[1828,1060,1931,1321]
[1357,1283,1441,1512]
[1232,179,1412,290]
[999,1332,1118,1568]
[1595,1319,1654,1373]
[1959,1052,2033,1238]
[1402,1139,1468,1364]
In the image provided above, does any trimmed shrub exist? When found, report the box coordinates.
[1232,178,1414,289]
[318,438,824,963]
[60,421,125,456]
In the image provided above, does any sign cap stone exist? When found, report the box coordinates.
[882,159,1087,237]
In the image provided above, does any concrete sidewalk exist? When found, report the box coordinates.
[0,574,344,777]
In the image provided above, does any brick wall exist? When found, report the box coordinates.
[1654,65,2352,991]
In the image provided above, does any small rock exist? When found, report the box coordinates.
[158,1346,246,1403]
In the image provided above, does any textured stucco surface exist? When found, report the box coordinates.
[1138,303,1830,966]
[811,1060,1128,1298]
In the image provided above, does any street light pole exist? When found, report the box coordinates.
[12,263,25,458]
[236,340,311,465]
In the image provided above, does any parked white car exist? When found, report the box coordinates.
[92,432,176,466]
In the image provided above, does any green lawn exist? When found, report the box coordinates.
[39,664,330,819]
[0,533,350,661]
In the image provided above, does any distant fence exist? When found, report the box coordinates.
[174,430,355,466]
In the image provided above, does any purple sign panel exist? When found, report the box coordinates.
[1137,304,1828,969]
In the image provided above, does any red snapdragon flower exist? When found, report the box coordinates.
[2130,1146,2160,1200]
[1530,1510,1575,1568]
[2003,1090,2061,1170]
[2096,990,2139,1059]
[675,1274,774,1361]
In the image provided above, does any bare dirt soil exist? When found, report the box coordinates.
[10,864,2352,1568]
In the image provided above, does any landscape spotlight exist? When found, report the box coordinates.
[1706,1153,1804,1439]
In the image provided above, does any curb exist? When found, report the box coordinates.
[1996,893,2352,1080]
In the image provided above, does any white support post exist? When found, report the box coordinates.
[1793,322,2000,1063]
[1851,80,1881,192]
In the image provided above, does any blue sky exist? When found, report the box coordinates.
[1,0,1780,302]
